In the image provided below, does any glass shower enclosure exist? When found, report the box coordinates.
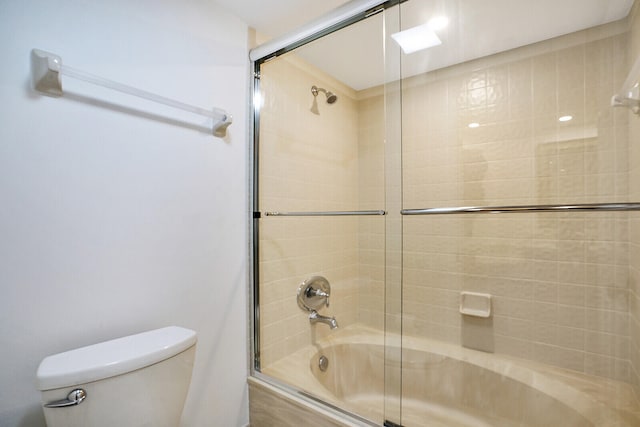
[250,1,640,426]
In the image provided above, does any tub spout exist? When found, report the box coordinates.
[309,310,338,329]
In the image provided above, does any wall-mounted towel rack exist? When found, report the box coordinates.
[30,49,233,137]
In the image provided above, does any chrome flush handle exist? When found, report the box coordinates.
[44,389,87,408]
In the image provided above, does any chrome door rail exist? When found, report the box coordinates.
[264,210,386,217]
[401,202,640,215]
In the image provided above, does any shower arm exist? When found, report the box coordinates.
[311,86,327,97]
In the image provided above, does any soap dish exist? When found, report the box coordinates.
[459,291,491,318]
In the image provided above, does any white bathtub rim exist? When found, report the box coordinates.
[263,323,639,427]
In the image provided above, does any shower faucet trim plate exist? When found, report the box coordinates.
[297,276,331,311]
[297,276,339,329]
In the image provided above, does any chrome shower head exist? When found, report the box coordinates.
[311,85,338,104]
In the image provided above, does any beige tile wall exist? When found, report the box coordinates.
[627,1,640,398]
[258,55,368,368]
[399,19,634,382]
[356,88,387,330]
[257,6,640,392]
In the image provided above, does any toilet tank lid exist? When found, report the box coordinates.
[37,326,197,391]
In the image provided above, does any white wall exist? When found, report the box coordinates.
[0,0,249,426]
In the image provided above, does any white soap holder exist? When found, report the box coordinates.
[459,292,491,318]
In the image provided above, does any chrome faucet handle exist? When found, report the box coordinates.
[297,276,331,312]
[306,287,330,307]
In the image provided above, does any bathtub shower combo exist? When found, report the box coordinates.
[249,0,640,426]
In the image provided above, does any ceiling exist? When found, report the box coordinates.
[217,0,635,91]
[213,0,351,40]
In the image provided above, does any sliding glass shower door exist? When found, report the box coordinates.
[251,4,403,424]
[398,0,640,425]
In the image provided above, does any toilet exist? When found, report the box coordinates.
[36,326,197,427]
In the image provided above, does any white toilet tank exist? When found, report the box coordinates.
[37,326,197,427]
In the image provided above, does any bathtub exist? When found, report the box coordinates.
[261,325,640,427]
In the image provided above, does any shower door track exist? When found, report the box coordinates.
[401,202,640,215]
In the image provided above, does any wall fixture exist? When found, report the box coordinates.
[30,49,233,137]
[310,85,337,114]
[297,276,338,329]
[391,21,443,54]
[612,53,640,115]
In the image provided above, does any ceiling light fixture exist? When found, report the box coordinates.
[559,115,573,122]
[391,23,442,54]
[428,16,449,31]
[468,122,480,128]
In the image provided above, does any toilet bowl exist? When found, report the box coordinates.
[36,326,197,427]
